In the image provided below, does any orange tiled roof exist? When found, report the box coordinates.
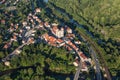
[82,62,87,69]
[49,36,57,42]
[1,20,5,24]
[57,39,63,43]
[13,35,17,39]
[3,43,10,49]
[66,27,71,30]
[67,41,78,51]
[80,53,87,59]
[66,45,72,51]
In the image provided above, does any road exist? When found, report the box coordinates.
[73,23,102,80]
[75,26,112,80]
[2,43,28,62]
[1,20,37,62]
[74,61,82,80]
[88,45,102,80]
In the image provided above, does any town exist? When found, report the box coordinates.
[2,7,92,73]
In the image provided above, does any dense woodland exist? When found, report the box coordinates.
[49,0,120,40]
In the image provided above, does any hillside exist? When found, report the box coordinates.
[49,0,120,41]
[49,0,120,77]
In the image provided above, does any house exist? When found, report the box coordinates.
[9,27,15,32]
[73,62,78,67]
[66,40,78,51]
[81,62,88,71]
[3,43,11,49]
[13,32,18,36]
[4,61,10,66]
[56,39,64,44]
[11,35,17,41]
[75,41,81,44]
[25,26,31,30]
[10,23,14,27]
[32,15,38,19]
[66,27,72,33]
[78,51,88,62]
[20,29,23,33]
[22,21,27,26]
[57,42,65,47]
[15,49,21,55]
[48,36,57,43]
[52,26,64,38]
[65,45,73,51]
[15,24,19,29]
[18,29,23,37]
[31,33,35,36]
[44,22,50,28]
[36,18,41,23]
[39,22,44,27]
[1,19,5,24]
[22,38,26,44]
[52,23,58,26]
[30,19,34,23]
[42,33,49,42]
[66,34,75,39]
[73,57,79,66]
[42,34,56,43]
[28,37,35,44]
[35,8,41,13]
[42,33,59,46]
[28,13,32,16]
[56,39,64,47]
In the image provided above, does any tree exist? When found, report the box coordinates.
[28,68,34,76]
[36,65,44,75]
[66,77,70,80]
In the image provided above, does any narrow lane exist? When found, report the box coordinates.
[74,61,82,80]
[2,42,28,62]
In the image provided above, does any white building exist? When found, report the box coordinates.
[52,26,64,38]
[66,27,72,33]
[4,61,10,66]
[15,50,21,55]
